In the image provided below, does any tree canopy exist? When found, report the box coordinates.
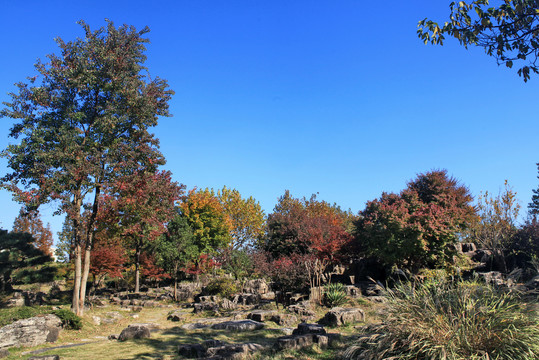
[0,20,173,314]
[355,170,475,271]
[418,0,539,81]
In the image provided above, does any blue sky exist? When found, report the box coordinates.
[1,1,538,241]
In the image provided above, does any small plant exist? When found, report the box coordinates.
[323,282,348,308]
[344,277,539,360]
[52,309,83,330]
[203,277,239,298]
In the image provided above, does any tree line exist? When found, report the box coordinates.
[2,18,539,315]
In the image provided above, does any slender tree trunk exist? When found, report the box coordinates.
[135,241,141,293]
[79,246,91,314]
[73,244,82,315]
[71,193,83,315]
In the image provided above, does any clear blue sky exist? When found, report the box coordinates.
[1,1,538,242]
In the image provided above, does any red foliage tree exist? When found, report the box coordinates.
[89,239,126,289]
[100,170,184,292]
[355,170,475,271]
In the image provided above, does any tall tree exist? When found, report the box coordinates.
[265,190,354,260]
[418,0,539,81]
[216,186,266,249]
[0,21,173,314]
[179,188,232,275]
[355,170,475,271]
[100,170,183,292]
[12,207,53,256]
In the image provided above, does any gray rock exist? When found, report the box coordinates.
[243,279,269,295]
[193,302,219,314]
[167,310,188,322]
[205,342,264,359]
[274,334,328,351]
[220,298,237,310]
[0,314,62,349]
[292,323,326,335]
[247,310,277,322]
[288,303,316,320]
[118,324,151,341]
[181,322,210,330]
[211,320,265,332]
[320,307,365,327]
[28,356,60,360]
[6,296,25,308]
[178,343,205,358]
[269,313,297,327]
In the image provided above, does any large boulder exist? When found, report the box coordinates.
[118,324,151,341]
[211,320,265,332]
[247,310,277,322]
[0,314,62,349]
[243,279,269,295]
[320,307,365,327]
[205,342,264,359]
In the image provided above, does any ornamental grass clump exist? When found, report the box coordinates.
[344,277,539,360]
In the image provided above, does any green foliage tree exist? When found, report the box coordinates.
[1,20,173,314]
[418,0,539,81]
[154,212,198,300]
[55,217,76,263]
[0,229,51,292]
[180,188,232,257]
[355,170,475,271]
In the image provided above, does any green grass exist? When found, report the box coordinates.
[0,306,53,327]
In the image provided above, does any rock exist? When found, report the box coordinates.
[220,298,237,310]
[6,296,25,308]
[0,349,9,358]
[167,310,188,321]
[178,343,205,358]
[345,285,362,298]
[274,334,328,351]
[260,291,276,301]
[320,307,365,327]
[205,342,264,359]
[118,324,151,341]
[477,271,505,286]
[0,314,62,349]
[292,323,326,335]
[193,302,219,314]
[269,313,297,327]
[247,310,277,322]
[28,356,60,360]
[288,303,316,320]
[181,323,210,330]
[198,295,220,303]
[203,339,225,348]
[233,293,260,306]
[130,322,159,330]
[211,320,265,332]
[243,279,269,295]
[92,316,102,325]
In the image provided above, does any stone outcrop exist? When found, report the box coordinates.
[243,279,269,295]
[178,340,264,359]
[118,324,151,341]
[211,320,265,332]
[274,323,329,351]
[319,307,365,327]
[0,314,62,349]
[167,310,188,322]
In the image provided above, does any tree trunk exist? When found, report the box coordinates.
[73,243,82,315]
[79,246,91,314]
[135,241,141,293]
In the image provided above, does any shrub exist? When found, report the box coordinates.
[344,278,539,360]
[323,282,348,307]
[52,309,83,330]
[203,277,239,298]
